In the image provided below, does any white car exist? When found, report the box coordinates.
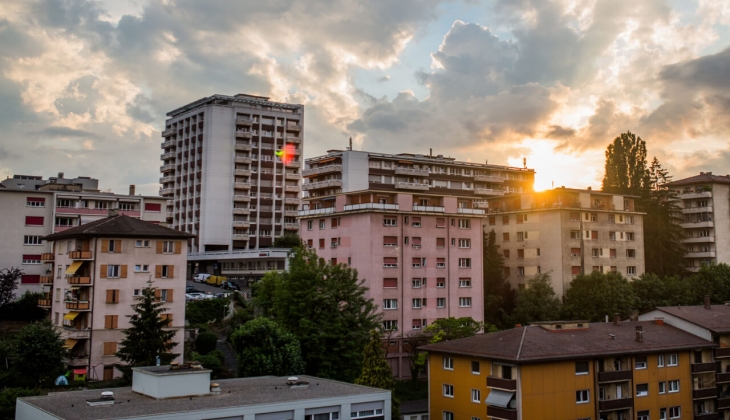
[185,292,206,301]
[193,273,211,283]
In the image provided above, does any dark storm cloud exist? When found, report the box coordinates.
[659,46,730,93]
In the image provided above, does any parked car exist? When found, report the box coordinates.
[185,292,206,301]
[193,273,211,283]
[206,275,226,286]
[186,286,201,294]
[220,281,240,291]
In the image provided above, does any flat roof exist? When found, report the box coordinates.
[167,94,303,118]
[19,375,388,420]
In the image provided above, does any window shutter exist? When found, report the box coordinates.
[174,241,182,254]
[104,315,111,329]
[101,240,109,253]
[436,238,445,247]
[99,264,107,278]
[413,237,422,246]
[120,265,127,278]
[106,290,113,303]
[112,315,118,329]
[103,342,117,355]
[383,236,397,245]
[155,265,162,279]
[156,241,163,254]
[166,289,174,303]
[116,240,122,253]
[383,278,397,288]
[168,266,175,279]
[384,257,397,264]
[154,289,161,301]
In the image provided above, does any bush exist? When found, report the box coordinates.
[0,292,47,321]
[191,350,226,378]
[195,331,219,355]
[0,387,39,419]
[186,299,229,325]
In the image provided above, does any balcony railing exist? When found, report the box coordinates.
[597,370,633,383]
[395,182,429,191]
[693,387,718,400]
[234,182,252,190]
[303,164,342,177]
[41,253,54,262]
[343,203,399,212]
[160,152,176,160]
[161,128,175,137]
[160,175,175,184]
[717,372,730,383]
[487,376,517,391]
[682,236,716,244]
[286,136,302,144]
[160,188,174,196]
[413,205,444,213]
[233,208,250,215]
[598,397,634,411]
[687,251,717,259]
[64,327,90,339]
[68,276,92,285]
[235,156,252,164]
[693,413,720,420]
[233,195,251,202]
[486,406,517,420]
[284,223,299,230]
[236,118,253,125]
[285,185,300,193]
[232,221,250,228]
[303,179,342,191]
[69,250,93,260]
[298,207,336,216]
[475,188,505,196]
[40,276,53,284]
[680,221,714,229]
[65,301,90,310]
[678,191,712,199]
[161,139,176,148]
[235,169,251,176]
[474,174,505,183]
[38,298,52,307]
[235,143,252,152]
[718,397,730,410]
[715,348,730,359]
[287,124,302,131]
[682,206,713,214]
[160,164,175,172]
[284,211,299,217]
[692,362,719,373]
[395,167,429,177]
[285,172,300,180]
[232,234,250,241]
[284,198,299,205]
[235,131,252,138]
[458,208,486,215]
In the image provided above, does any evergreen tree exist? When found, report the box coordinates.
[0,267,22,308]
[14,319,67,387]
[511,273,562,325]
[229,317,305,377]
[602,131,650,196]
[355,330,400,420]
[482,229,513,328]
[116,280,178,372]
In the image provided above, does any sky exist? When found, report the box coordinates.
[1,0,729,195]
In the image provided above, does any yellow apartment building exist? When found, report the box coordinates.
[422,320,719,420]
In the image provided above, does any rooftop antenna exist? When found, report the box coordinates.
[523,157,527,169]
[348,137,352,151]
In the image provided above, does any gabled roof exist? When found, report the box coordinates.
[666,172,730,186]
[650,305,730,334]
[420,321,715,363]
[42,214,194,241]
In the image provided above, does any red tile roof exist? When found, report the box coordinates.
[42,214,194,241]
[666,172,730,186]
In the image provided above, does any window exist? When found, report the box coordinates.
[576,389,590,404]
[23,235,42,245]
[659,381,666,394]
[668,354,678,366]
[383,278,397,288]
[638,411,649,420]
[471,389,480,403]
[458,219,471,229]
[575,361,589,375]
[383,217,397,226]
[134,264,149,273]
[570,247,581,257]
[412,299,423,309]
[412,278,423,288]
[459,258,471,268]
[517,232,525,242]
[104,315,118,329]
[133,289,141,296]
[136,240,150,247]
[636,383,648,397]
[319,238,325,248]
[319,219,325,229]
[658,354,665,367]
[669,406,680,418]
[160,265,173,278]
[161,241,174,253]
[412,258,422,268]
[592,248,603,257]
[106,289,120,303]
[159,289,170,302]
[517,214,526,224]
[436,218,446,228]
[517,266,525,276]
[627,232,635,241]
[307,220,313,230]
[412,217,421,227]
[502,215,510,224]
[383,299,398,310]
[436,258,446,268]
[443,357,454,370]
[412,237,423,248]
[626,215,634,224]
[103,342,117,356]
[517,249,525,259]
[668,380,679,392]
[471,361,480,374]
[307,239,313,248]
[660,408,667,420]
[331,217,339,228]
[636,356,647,369]
[107,265,121,278]
[488,216,496,226]
[437,298,445,308]
[25,216,44,226]
[627,266,636,275]
[144,202,161,212]
[503,249,510,258]
[459,278,471,287]
[105,240,120,253]
[503,232,510,242]
[436,237,445,248]
[459,297,472,307]
[383,320,398,330]
[443,412,454,420]
[570,230,581,239]
[26,197,45,207]
[22,254,41,264]
[626,249,636,258]
[436,278,445,288]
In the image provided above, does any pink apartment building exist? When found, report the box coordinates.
[39,214,193,381]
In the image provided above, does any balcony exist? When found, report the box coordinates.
[287,161,301,168]
[486,406,517,420]
[598,397,634,411]
[678,191,712,199]
[233,208,250,215]
[716,348,730,359]
[287,124,302,131]
[681,221,714,229]
[235,143,252,152]
[687,251,716,259]
[234,195,251,202]
[162,128,175,137]
[458,208,485,215]
[64,328,90,340]
[232,221,250,228]
[285,185,300,193]
[68,276,92,285]
[692,362,719,373]
[475,188,505,196]
[303,164,342,177]
[40,276,54,284]
[65,301,90,310]
[234,182,252,190]
[160,152,176,160]
[160,175,175,184]
[395,167,429,177]
[41,253,54,262]
[159,188,174,196]
[236,117,253,125]
[717,372,730,383]
[160,164,175,173]
[413,205,445,213]
[38,298,52,308]
[395,182,429,191]
[718,397,730,410]
[683,236,715,244]
[236,131,252,139]
[284,198,299,205]
[598,370,633,383]
[69,250,93,260]
[474,201,490,209]
[285,210,299,217]
[474,174,505,183]
[285,172,300,180]
[235,169,251,177]
[693,387,718,400]
[232,234,250,241]
[683,206,713,214]
[166,211,173,218]
[284,223,299,230]
[343,203,399,212]
[298,207,336,216]
[487,376,517,391]
[161,139,176,149]
[694,413,721,420]
[285,136,302,144]
[235,156,252,164]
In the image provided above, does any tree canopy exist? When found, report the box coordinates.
[0,267,22,308]
[230,317,305,377]
[563,271,636,322]
[602,131,650,196]
[482,229,513,328]
[511,273,562,325]
[14,319,67,387]
[355,330,400,420]
[273,233,303,248]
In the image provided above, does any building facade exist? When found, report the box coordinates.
[484,187,645,295]
[423,320,719,420]
[38,214,192,381]
[160,93,303,283]
[0,182,166,295]
[665,172,730,271]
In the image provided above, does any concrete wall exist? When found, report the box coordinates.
[342,151,369,192]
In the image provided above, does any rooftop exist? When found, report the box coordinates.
[18,375,388,420]
[651,305,730,334]
[167,93,303,117]
[666,172,730,186]
[420,321,715,363]
[42,214,195,241]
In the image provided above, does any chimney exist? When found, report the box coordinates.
[613,313,621,326]
[58,172,64,179]
[635,325,643,342]
[129,184,136,196]
[704,295,711,309]
[653,317,664,325]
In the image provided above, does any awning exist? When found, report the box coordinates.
[63,338,78,349]
[63,312,80,320]
[66,261,83,275]
[72,368,87,375]
[485,389,515,408]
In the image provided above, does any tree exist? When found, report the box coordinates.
[482,230,513,328]
[631,273,693,312]
[195,331,219,355]
[355,330,400,420]
[191,350,227,379]
[0,291,47,321]
[423,317,483,344]
[0,387,39,419]
[116,280,178,372]
[14,319,67,387]
[511,273,562,325]
[229,317,305,377]
[563,272,636,322]
[403,330,429,383]
[185,299,229,325]
[602,131,650,196]
[687,263,730,304]
[0,267,22,308]
[273,233,302,248]
[253,246,380,382]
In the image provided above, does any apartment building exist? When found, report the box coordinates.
[0,181,167,295]
[423,319,718,420]
[38,214,193,381]
[298,150,534,378]
[665,172,730,271]
[160,93,303,283]
[484,187,645,296]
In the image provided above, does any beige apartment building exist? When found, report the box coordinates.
[160,93,303,284]
[0,178,166,295]
[665,172,730,272]
[38,214,193,381]
[485,187,645,295]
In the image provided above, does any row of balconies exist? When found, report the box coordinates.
[302,164,342,177]
[680,221,714,229]
[38,298,91,311]
[303,179,342,191]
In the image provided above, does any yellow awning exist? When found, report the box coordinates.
[63,311,80,321]
[63,338,78,349]
[65,261,83,275]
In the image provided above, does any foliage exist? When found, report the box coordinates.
[116,280,178,373]
[688,263,730,304]
[0,387,39,420]
[403,331,429,383]
[0,267,22,308]
[394,379,428,402]
[511,273,562,325]
[273,233,302,248]
[563,272,636,322]
[424,317,483,344]
[191,350,226,378]
[14,319,67,387]
[0,291,47,321]
[482,230,513,328]
[355,330,400,420]
[185,299,230,325]
[195,331,219,356]
[602,131,650,196]
[631,273,693,312]
[230,317,305,377]
[253,246,380,382]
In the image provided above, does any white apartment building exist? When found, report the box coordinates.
[160,94,303,284]
[485,187,646,296]
[666,172,730,271]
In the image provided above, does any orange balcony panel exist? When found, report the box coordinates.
[40,276,54,284]
[69,251,93,260]
[41,253,54,262]
[68,277,92,285]
[65,301,90,310]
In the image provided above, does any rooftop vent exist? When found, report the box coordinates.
[286,376,310,389]
[210,382,221,396]
[87,391,115,406]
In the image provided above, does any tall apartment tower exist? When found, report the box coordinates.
[665,172,730,271]
[298,149,534,378]
[160,94,303,281]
